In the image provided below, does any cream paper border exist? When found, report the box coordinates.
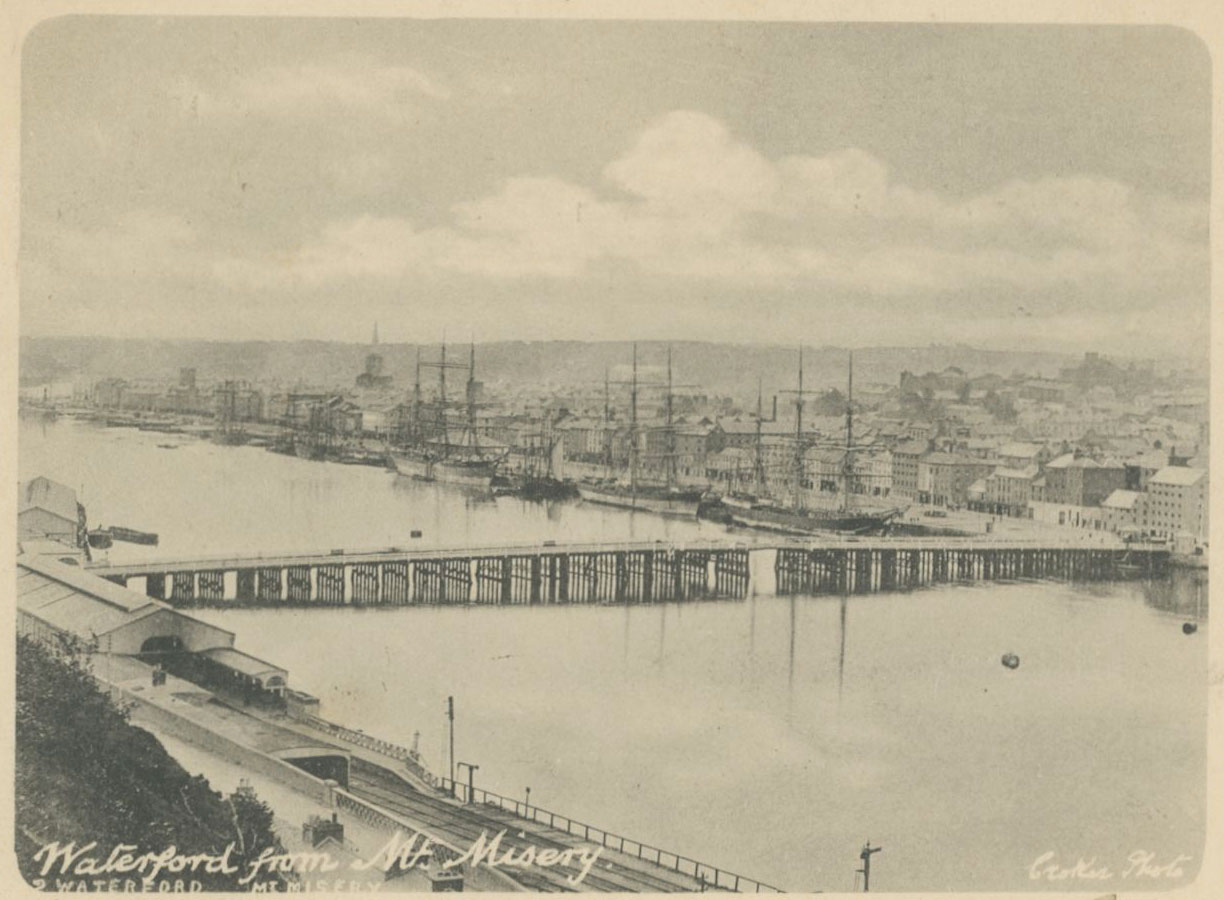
[0,2,1220,899]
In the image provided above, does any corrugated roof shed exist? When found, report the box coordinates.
[23,555,155,613]
[17,566,150,638]
[200,647,287,679]
[19,476,78,522]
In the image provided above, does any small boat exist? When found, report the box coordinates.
[335,448,390,467]
[514,475,579,501]
[156,443,179,450]
[577,480,703,517]
[491,475,517,497]
[104,525,160,546]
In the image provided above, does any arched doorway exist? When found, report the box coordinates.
[139,635,185,655]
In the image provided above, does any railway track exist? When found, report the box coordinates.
[348,764,695,892]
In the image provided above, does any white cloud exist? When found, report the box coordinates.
[604,110,780,213]
[212,110,1208,311]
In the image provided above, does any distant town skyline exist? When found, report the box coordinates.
[19,18,1210,357]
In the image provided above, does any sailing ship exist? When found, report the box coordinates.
[576,345,706,517]
[504,411,577,500]
[716,350,906,536]
[213,380,251,446]
[387,341,505,487]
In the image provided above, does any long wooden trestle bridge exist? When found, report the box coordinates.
[86,538,1172,608]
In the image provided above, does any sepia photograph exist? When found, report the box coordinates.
[5,6,1218,896]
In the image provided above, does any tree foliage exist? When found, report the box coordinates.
[15,636,290,891]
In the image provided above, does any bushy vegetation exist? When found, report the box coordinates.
[15,635,290,891]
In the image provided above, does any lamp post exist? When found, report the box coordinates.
[858,842,882,892]
[447,696,455,794]
[457,761,479,805]
[525,786,531,817]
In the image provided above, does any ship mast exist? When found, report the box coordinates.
[411,349,422,444]
[603,367,612,476]
[540,409,554,478]
[792,346,806,512]
[630,343,639,498]
[842,350,855,512]
[421,336,468,458]
[665,345,676,490]
[466,339,479,452]
[438,339,448,453]
[754,377,766,497]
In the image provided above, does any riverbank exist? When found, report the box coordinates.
[19,417,1210,892]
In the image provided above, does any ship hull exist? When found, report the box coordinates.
[726,502,902,536]
[514,476,579,501]
[390,452,496,487]
[577,485,701,517]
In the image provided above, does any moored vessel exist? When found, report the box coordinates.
[386,340,505,488]
[708,349,905,536]
[389,449,499,487]
[576,344,706,518]
[576,481,703,516]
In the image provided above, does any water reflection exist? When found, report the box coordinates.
[622,603,631,669]
[837,594,848,705]
[1140,568,1209,620]
[786,595,797,723]
[18,419,1210,893]
[746,593,757,688]
[656,603,667,670]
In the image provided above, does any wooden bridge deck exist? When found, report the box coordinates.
[83,537,1170,608]
[85,535,1158,578]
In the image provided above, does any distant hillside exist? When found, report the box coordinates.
[18,336,1144,402]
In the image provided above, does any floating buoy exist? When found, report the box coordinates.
[1001,653,1020,670]
[1183,623,1198,635]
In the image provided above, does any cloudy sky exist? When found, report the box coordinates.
[19,17,1210,355]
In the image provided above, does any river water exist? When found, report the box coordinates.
[19,418,1209,893]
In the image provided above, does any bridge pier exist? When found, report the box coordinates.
[171,572,195,604]
[198,570,225,602]
[316,564,345,605]
[257,567,282,603]
[558,554,570,602]
[236,569,256,603]
[530,555,542,604]
[351,564,379,606]
[146,573,166,600]
[381,562,409,605]
[714,549,749,597]
[286,566,312,603]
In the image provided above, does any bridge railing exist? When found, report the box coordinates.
[84,538,758,571]
[437,777,782,893]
